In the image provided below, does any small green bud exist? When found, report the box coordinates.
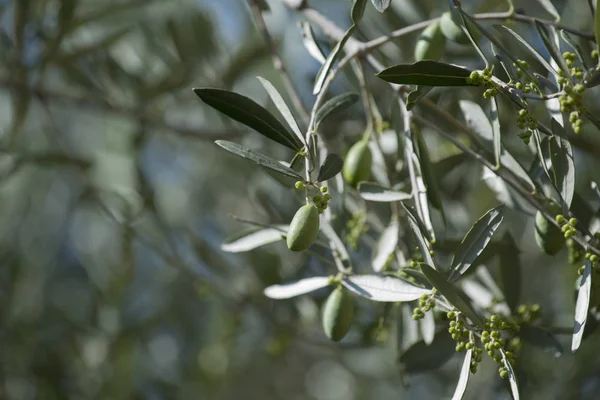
[320,186,328,193]
[500,370,509,379]
[295,181,305,190]
[569,218,578,227]
[591,255,599,263]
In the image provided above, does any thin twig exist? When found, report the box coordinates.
[247,0,309,122]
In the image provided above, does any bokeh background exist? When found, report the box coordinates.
[1,0,600,399]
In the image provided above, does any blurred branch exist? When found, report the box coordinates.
[0,78,244,142]
[247,0,309,122]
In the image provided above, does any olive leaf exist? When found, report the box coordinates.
[264,276,331,299]
[377,60,475,86]
[548,120,575,209]
[497,25,556,75]
[453,4,488,66]
[415,129,444,217]
[399,331,455,373]
[519,326,562,358]
[401,203,436,269]
[194,88,303,151]
[406,86,434,110]
[372,220,399,272]
[221,226,288,253]
[342,275,431,302]
[420,264,483,326]
[313,0,366,94]
[257,77,305,146]
[420,309,436,345]
[595,0,600,55]
[499,233,522,312]
[371,0,391,12]
[358,182,411,202]
[572,259,592,352]
[317,153,344,181]
[215,140,304,180]
[451,349,472,400]
[500,349,520,400]
[490,97,502,167]
[314,92,359,128]
[299,21,326,64]
[449,206,504,282]
[537,0,560,21]
[535,22,571,80]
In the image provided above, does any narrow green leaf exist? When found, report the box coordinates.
[221,226,287,253]
[371,0,391,12]
[499,233,521,312]
[415,130,444,215]
[548,123,575,208]
[372,221,399,272]
[377,61,475,86]
[449,206,504,282]
[497,25,556,75]
[451,349,472,400]
[536,0,560,21]
[317,153,344,181]
[264,277,331,299]
[342,275,431,302]
[257,77,305,146]
[592,181,600,202]
[572,259,592,352]
[454,5,488,66]
[534,72,559,92]
[315,93,359,128]
[535,22,571,80]
[560,30,591,70]
[490,97,502,167]
[194,88,302,151]
[351,0,367,24]
[500,349,520,400]
[299,21,326,64]
[358,182,411,202]
[406,86,433,110]
[595,0,600,53]
[420,264,483,326]
[420,310,436,345]
[215,140,303,180]
[399,331,456,372]
[401,203,436,269]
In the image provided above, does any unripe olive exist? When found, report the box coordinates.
[414,21,446,61]
[286,204,320,252]
[534,203,564,255]
[322,286,354,342]
[343,140,372,187]
[439,12,470,45]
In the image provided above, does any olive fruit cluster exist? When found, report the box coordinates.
[287,204,320,252]
[556,214,578,239]
[345,211,369,249]
[534,203,565,255]
[322,286,354,342]
[465,69,497,98]
[515,303,542,324]
[510,60,539,94]
[312,186,331,214]
[343,140,372,187]
[415,21,446,61]
[556,52,585,133]
[412,293,436,320]
[516,108,537,144]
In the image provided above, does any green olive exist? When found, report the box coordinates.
[534,203,564,255]
[322,286,354,342]
[286,204,320,251]
[439,12,470,45]
[343,140,372,187]
[414,21,446,61]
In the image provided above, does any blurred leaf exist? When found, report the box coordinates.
[406,86,433,110]
[537,0,560,21]
[399,331,455,373]
[371,0,391,12]
[572,260,592,352]
[415,129,444,216]
[592,181,600,202]
[497,25,555,75]
[313,0,366,94]
[215,141,303,180]
[454,5,488,65]
[316,154,343,182]
[534,72,559,92]
[221,226,287,253]
[595,0,600,52]
[299,21,326,64]
[264,277,331,299]
[519,326,562,357]
[499,233,521,312]
[358,182,411,202]
[431,153,467,176]
[490,97,502,167]
[68,0,156,32]
[53,28,131,65]
[342,275,431,302]
[401,203,436,268]
[420,309,436,345]
[420,264,483,326]
[500,349,520,400]
[372,221,399,272]
[451,349,472,400]
[315,93,359,128]
[195,88,303,151]
[449,206,504,282]
[377,61,475,86]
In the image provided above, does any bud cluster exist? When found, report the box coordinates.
[510,59,540,94]
[557,52,585,134]
[413,292,436,320]
[516,108,537,144]
[345,211,368,249]
[466,68,498,98]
